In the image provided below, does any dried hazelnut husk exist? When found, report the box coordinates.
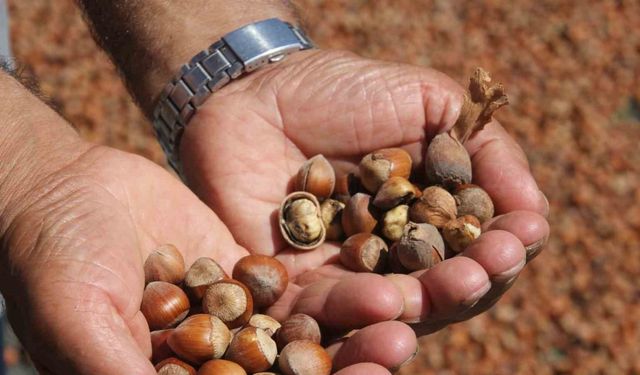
[372,176,420,209]
[382,205,409,242]
[333,172,362,204]
[202,279,254,328]
[359,148,412,193]
[424,133,472,189]
[320,199,345,241]
[279,192,326,250]
[295,154,336,199]
[442,215,482,253]
[275,313,322,350]
[144,244,185,285]
[409,186,457,229]
[198,359,247,375]
[232,255,288,308]
[388,242,410,274]
[167,314,232,364]
[246,314,282,337]
[184,257,228,302]
[278,340,332,375]
[397,222,445,271]
[155,358,197,375]
[141,281,190,331]
[341,193,379,237]
[454,184,495,223]
[225,327,277,373]
[340,233,389,273]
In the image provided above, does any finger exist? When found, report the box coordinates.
[333,363,392,375]
[270,274,403,330]
[483,210,550,261]
[326,321,417,372]
[462,230,526,284]
[384,274,430,324]
[464,121,549,217]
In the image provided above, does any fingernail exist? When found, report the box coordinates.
[462,282,491,308]
[390,345,419,372]
[492,257,526,283]
[539,190,550,218]
[525,236,548,261]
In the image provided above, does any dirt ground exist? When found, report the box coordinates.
[7,0,640,374]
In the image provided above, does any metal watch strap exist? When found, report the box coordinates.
[152,18,314,175]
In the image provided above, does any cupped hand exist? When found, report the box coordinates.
[179,49,550,369]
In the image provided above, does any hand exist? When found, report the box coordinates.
[179,49,550,369]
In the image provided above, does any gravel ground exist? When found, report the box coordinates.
[6,0,640,374]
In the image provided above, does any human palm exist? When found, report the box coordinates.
[180,49,550,351]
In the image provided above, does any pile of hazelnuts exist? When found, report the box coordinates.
[142,245,330,375]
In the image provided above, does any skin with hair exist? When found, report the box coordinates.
[0,1,549,374]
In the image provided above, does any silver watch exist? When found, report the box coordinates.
[152,18,314,175]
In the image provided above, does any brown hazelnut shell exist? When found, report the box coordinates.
[144,244,185,285]
[372,176,420,209]
[151,329,175,364]
[275,313,322,350]
[359,148,413,193]
[320,199,346,241]
[409,186,457,228]
[424,133,472,189]
[340,233,389,273]
[279,192,326,250]
[155,357,197,375]
[225,327,277,373]
[333,172,362,204]
[397,222,445,271]
[167,314,232,364]
[278,340,332,375]
[442,215,482,253]
[198,359,247,375]
[295,154,336,199]
[388,242,410,274]
[141,281,190,331]
[454,184,495,223]
[202,279,254,329]
[341,193,379,237]
[232,255,289,308]
[184,257,228,302]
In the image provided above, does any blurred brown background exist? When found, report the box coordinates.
[7,0,640,374]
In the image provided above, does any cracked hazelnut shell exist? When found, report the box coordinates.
[279,192,326,250]
[442,215,482,253]
[359,148,412,193]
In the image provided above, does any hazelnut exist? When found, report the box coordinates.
[275,313,321,350]
[295,154,336,199]
[225,327,277,373]
[184,257,228,302]
[333,172,362,204]
[388,242,410,274]
[372,177,420,209]
[359,148,412,193]
[279,192,326,250]
[341,193,379,237]
[278,340,332,375]
[151,329,175,364]
[424,132,472,189]
[141,281,190,331]
[442,215,482,253]
[340,233,389,273]
[167,314,231,364]
[202,279,253,329]
[454,184,495,223]
[144,244,185,285]
[382,204,409,242]
[155,358,196,375]
[246,314,282,337]
[397,222,445,271]
[198,359,247,375]
[320,199,346,241]
[232,255,289,308]
[409,186,457,228]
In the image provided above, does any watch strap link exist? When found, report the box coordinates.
[152,19,313,175]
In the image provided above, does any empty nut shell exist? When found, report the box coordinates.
[442,215,482,253]
[409,186,457,228]
[320,199,346,241]
[340,233,389,273]
[184,257,228,302]
[295,154,336,199]
[373,176,420,209]
[167,314,232,364]
[232,255,289,308]
[424,133,472,189]
[278,340,332,375]
[382,205,409,242]
[275,313,322,350]
[359,148,412,193]
[341,193,379,237]
[155,358,196,375]
[225,327,278,373]
[141,281,190,331]
[144,244,185,285]
[279,192,326,250]
[397,222,445,271]
[454,184,495,223]
[202,279,253,329]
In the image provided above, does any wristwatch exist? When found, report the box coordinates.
[152,18,314,176]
